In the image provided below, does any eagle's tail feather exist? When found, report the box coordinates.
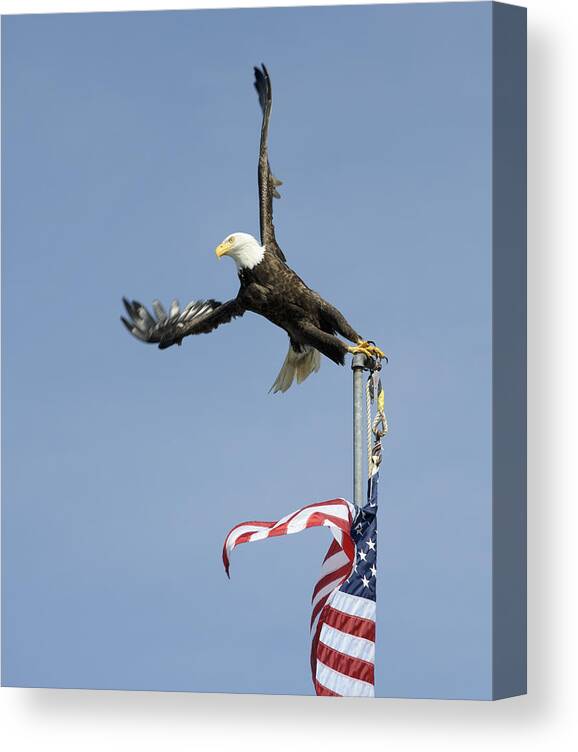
[270,345,321,394]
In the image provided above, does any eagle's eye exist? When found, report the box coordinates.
[228,236,235,244]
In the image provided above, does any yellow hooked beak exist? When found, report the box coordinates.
[215,241,230,259]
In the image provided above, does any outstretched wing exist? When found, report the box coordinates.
[121,297,244,350]
[253,64,286,262]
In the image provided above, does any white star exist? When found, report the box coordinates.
[358,549,367,561]
[370,564,377,577]
[366,538,376,551]
[362,576,370,588]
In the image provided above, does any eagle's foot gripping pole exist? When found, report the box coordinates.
[348,341,387,362]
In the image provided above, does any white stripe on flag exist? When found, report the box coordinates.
[285,502,352,534]
[319,549,350,579]
[318,623,375,664]
[328,589,377,622]
[316,660,375,698]
[311,576,347,616]
[226,523,269,549]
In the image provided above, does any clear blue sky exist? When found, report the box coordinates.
[2,3,493,698]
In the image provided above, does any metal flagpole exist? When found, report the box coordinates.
[352,353,367,510]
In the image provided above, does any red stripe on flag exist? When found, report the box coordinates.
[323,539,341,562]
[311,562,353,603]
[315,680,341,697]
[322,605,376,643]
[310,594,331,631]
[316,642,375,686]
[269,512,352,541]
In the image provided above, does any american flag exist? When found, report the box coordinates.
[313,472,378,697]
[222,475,378,697]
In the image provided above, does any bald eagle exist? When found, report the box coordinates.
[121,65,384,392]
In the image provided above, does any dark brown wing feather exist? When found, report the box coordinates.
[121,297,244,350]
[253,64,286,262]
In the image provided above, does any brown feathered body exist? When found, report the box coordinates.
[237,253,360,366]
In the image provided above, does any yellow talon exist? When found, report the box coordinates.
[348,341,387,361]
[348,343,372,358]
[366,343,386,359]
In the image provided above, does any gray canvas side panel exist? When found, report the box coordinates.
[491,1,527,700]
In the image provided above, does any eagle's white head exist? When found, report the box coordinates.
[214,232,265,271]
